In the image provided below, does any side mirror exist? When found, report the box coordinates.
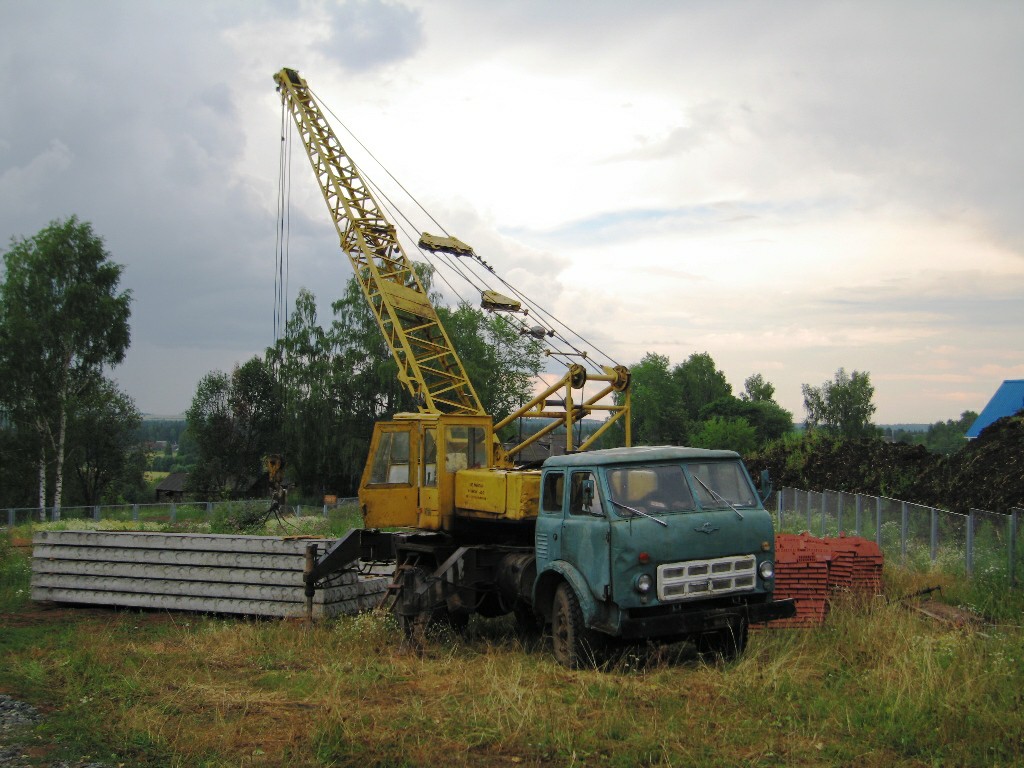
[758,469,773,504]
[581,478,595,510]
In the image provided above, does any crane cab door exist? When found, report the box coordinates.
[360,422,421,528]
[360,415,493,530]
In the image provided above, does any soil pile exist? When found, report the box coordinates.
[749,415,1024,513]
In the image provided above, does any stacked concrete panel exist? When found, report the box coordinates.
[31,530,388,619]
[769,532,884,628]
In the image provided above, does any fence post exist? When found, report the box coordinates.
[132,503,139,522]
[876,496,883,548]
[806,491,812,532]
[776,490,783,531]
[901,501,908,560]
[7,509,13,527]
[837,491,844,534]
[206,501,213,521]
[170,502,177,524]
[93,505,101,522]
[1009,510,1018,588]
[855,494,863,536]
[966,509,975,577]
[929,507,938,563]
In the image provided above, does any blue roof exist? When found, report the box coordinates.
[966,380,1024,438]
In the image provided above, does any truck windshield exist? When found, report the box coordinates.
[606,464,696,516]
[687,462,757,509]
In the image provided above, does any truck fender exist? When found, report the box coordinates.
[533,561,599,627]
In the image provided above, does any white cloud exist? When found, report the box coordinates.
[1,0,1021,425]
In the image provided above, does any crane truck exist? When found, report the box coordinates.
[273,68,795,667]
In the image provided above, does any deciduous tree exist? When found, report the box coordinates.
[66,377,145,505]
[0,217,132,516]
[186,357,281,498]
[802,368,877,438]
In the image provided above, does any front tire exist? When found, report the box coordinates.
[550,582,600,669]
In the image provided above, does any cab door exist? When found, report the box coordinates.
[360,422,420,528]
[559,470,612,603]
[535,469,564,570]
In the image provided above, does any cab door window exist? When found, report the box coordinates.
[541,472,564,513]
[445,425,487,472]
[368,431,411,485]
[570,471,603,516]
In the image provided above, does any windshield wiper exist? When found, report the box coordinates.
[610,499,669,527]
[692,476,744,520]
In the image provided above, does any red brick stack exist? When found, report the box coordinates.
[768,532,884,628]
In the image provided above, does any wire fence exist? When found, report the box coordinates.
[3,498,359,528]
[9,490,1019,587]
[771,487,1021,587]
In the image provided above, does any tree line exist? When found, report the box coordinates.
[3,217,979,510]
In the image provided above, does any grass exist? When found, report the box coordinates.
[1,526,1023,767]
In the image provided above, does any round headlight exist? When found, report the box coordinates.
[635,574,653,594]
[759,560,775,580]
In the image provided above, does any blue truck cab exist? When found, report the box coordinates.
[532,446,795,667]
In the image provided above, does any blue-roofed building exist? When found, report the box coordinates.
[966,380,1024,438]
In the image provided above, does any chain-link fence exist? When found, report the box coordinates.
[775,488,1020,587]
[3,498,359,527]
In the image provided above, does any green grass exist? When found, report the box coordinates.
[2,524,1023,766]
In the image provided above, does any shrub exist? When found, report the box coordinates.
[209,501,269,534]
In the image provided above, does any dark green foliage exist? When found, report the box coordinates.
[890,411,978,455]
[672,351,732,423]
[626,352,792,450]
[750,433,945,502]
[185,265,544,501]
[749,414,1024,512]
[186,357,281,499]
[691,415,757,454]
[801,368,877,438]
[66,378,146,505]
[209,501,269,534]
[944,415,1024,512]
[0,217,134,509]
[437,302,543,430]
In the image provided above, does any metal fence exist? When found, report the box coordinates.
[773,487,1021,586]
[3,498,359,528]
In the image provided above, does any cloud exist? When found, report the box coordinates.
[319,0,424,70]
[1,0,1021,427]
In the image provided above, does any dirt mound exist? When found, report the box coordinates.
[750,414,1024,512]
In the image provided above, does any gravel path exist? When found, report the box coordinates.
[0,695,111,768]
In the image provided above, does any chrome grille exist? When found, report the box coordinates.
[657,555,757,601]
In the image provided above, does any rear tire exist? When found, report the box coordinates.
[550,582,601,669]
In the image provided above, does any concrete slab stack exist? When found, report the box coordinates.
[31,530,388,619]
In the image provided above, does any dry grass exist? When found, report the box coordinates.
[1,535,1023,767]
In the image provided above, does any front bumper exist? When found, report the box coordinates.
[617,597,796,640]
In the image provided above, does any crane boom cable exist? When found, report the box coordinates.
[274,103,294,350]
[361,169,492,299]
[312,89,453,240]
[307,86,624,375]
[276,69,484,415]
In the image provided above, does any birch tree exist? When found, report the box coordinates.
[0,217,132,517]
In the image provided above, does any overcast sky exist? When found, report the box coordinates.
[2,0,1022,425]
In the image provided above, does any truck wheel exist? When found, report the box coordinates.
[696,619,748,662]
[394,565,446,643]
[551,582,599,669]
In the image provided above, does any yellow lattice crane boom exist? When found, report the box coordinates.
[274,67,631,531]
[274,68,484,416]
